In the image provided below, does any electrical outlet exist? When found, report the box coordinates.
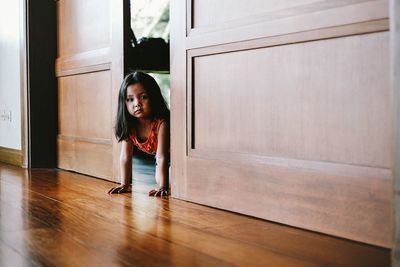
[0,110,11,122]
[5,111,11,122]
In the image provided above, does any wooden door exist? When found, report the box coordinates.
[56,0,123,181]
[171,0,392,247]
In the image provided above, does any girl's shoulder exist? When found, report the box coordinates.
[155,117,169,126]
[153,117,169,132]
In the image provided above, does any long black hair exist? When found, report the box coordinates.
[115,71,170,142]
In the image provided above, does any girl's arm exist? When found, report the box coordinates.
[149,121,170,197]
[108,139,134,194]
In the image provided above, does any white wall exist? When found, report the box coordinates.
[0,0,22,150]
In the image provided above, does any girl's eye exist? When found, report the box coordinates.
[140,95,148,100]
[126,98,134,102]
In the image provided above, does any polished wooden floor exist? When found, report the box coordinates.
[0,162,390,267]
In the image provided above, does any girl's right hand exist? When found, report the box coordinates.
[148,187,169,197]
[107,184,132,194]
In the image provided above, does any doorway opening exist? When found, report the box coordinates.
[125,0,170,188]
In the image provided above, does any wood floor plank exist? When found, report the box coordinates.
[0,163,391,267]
[0,181,232,267]
[0,178,319,267]
[2,228,122,267]
[17,173,386,267]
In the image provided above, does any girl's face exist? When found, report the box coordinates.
[125,83,152,119]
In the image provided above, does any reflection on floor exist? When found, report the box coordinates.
[0,162,391,267]
[132,147,157,187]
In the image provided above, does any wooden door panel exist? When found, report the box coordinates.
[185,156,391,247]
[187,0,388,49]
[58,71,112,140]
[192,0,373,29]
[171,0,391,247]
[57,0,123,181]
[57,0,111,57]
[58,138,113,179]
[192,32,391,168]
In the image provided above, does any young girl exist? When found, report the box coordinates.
[108,71,170,197]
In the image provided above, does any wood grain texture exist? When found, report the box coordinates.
[391,0,400,263]
[0,163,391,266]
[187,0,388,49]
[192,32,391,168]
[110,0,124,183]
[55,47,111,77]
[56,0,123,182]
[170,0,188,197]
[192,0,372,28]
[57,71,114,178]
[172,0,392,248]
[58,71,112,140]
[186,32,392,247]
[189,149,392,180]
[0,147,23,167]
[186,156,391,247]
[57,0,111,57]
[57,138,113,179]
[187,18,389,52]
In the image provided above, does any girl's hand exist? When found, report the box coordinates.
[148,187,169,197]
[108,184,132,194]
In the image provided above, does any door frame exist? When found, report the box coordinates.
[391,0,400,263]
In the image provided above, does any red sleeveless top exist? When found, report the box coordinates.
[130,119,165,155]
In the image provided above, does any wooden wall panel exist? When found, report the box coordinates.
[193,32,391,168]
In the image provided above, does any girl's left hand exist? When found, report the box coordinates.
[148,187,169,197]
[108,184,132,194]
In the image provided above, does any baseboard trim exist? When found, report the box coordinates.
[0,146,23,167]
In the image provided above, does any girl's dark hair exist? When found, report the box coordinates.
[115,71,170,142]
